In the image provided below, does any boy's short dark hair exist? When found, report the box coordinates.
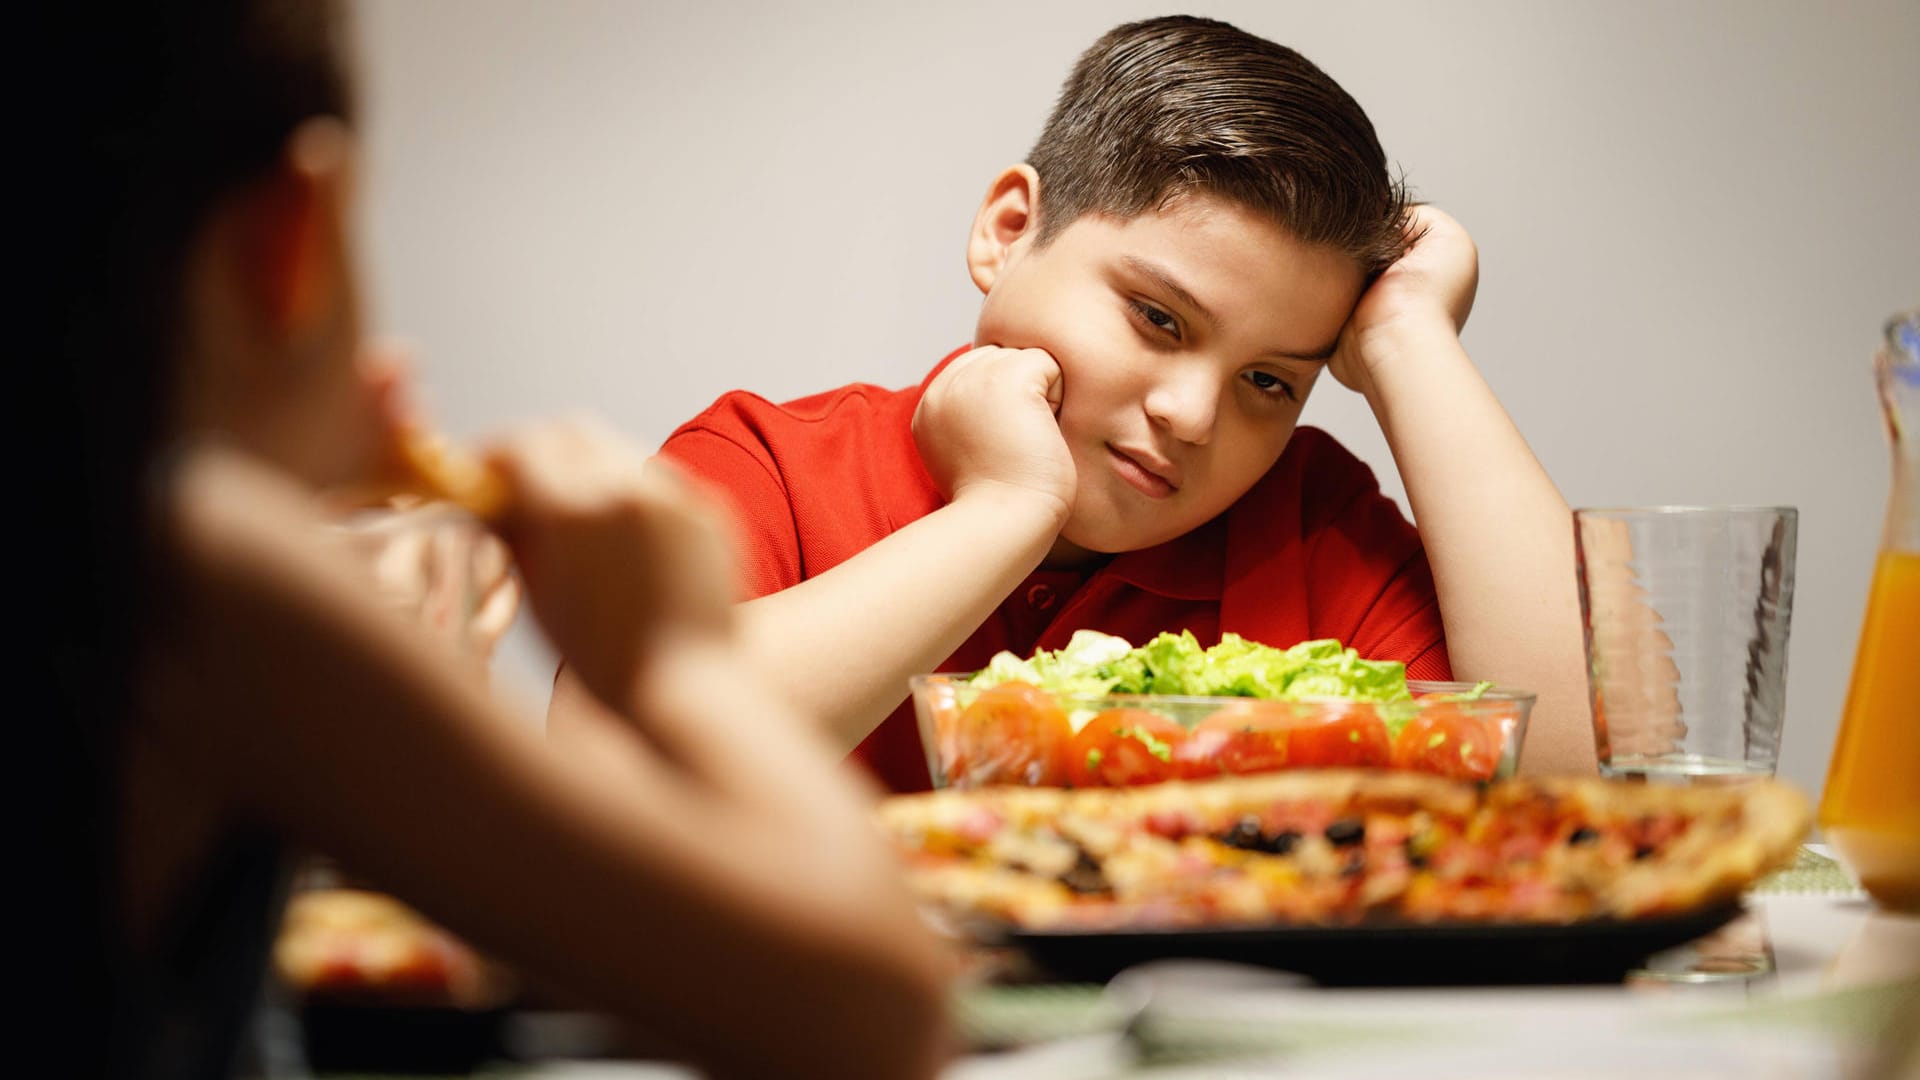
[1028,15,1410,274]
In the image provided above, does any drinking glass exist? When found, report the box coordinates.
[1573,506,1798,785]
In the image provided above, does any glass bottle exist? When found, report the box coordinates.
[1818,308,1920,911]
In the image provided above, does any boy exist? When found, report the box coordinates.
[585,16,1593,789]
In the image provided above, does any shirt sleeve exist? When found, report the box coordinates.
[656,425,803,600]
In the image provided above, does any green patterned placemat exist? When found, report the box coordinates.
[952,982,1118,1050]
[1129,1009,1430,1066]
[1749,847,1864,897]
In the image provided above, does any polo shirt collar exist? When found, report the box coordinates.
[1099,512,1226,601]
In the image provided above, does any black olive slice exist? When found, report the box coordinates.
[1324,817,1365,847]
[1059,848,1111,895]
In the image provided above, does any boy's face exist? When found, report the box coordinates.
[972,188,1365,559]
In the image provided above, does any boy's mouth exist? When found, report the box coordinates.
[1106,444,1179,499]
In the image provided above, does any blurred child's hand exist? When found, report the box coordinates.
[488,420,737,712]
[1329,205,1480,397]
[911,345,1076,524]
[322,340,519,668]
[336,504,520,666]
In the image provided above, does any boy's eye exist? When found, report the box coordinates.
[1128,299,1181,340]
[1246,370,1298,402]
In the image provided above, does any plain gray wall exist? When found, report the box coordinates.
[353,1,1919,801]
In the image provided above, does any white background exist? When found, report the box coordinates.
[352,1,1918,801]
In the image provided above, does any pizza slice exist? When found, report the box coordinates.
[389,426,509,521]
[878,771,1807,931]
[275,889,502,1007]
[335,421,511,522]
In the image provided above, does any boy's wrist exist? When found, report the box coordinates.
[950,478,1072,536]
[1351,305,1468,402]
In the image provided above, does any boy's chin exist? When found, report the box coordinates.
[1051,518,1179,564]
[1040,524,1109,568]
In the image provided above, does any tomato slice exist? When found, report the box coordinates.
[1182,701,1291,778]
[1285,705,1391,768]
[951,682,1074,786]
[1390,704,1499,780]
[1066,708,1187,787]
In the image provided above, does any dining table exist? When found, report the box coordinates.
[310,846,1919,1079]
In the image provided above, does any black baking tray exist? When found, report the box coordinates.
[301,1002,507,1074]
[1001,901,1745,985]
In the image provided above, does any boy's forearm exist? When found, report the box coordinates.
[736,482,1066,752]
[1360,318,1598,775]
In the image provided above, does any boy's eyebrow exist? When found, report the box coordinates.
[1284,339,1341,364]
[1122,254,1341,363]
[1122,255,1217,328]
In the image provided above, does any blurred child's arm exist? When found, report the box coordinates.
[1332,206,1596,775]
[159,436,951,1079]
[657,346,1075,753]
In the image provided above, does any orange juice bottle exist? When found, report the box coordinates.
[1819,310,1920,911]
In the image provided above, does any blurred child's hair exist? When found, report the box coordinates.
[50,0,354,748]
[1028,16,1410,275]
[64,0,353,389]
[51,0,353,673]
[37,3,352,1065]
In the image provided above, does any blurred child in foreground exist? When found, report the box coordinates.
[35,4,948,1077]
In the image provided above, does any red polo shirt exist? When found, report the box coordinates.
[660,350,1450,792]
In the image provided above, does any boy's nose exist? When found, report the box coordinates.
[1143,365,1220,446]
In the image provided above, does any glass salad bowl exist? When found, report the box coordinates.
[910,632,1533,789]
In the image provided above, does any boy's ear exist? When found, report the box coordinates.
[242,118,357,345]
[966,164,1042,294]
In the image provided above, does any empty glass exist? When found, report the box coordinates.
[1573,506,1798,784]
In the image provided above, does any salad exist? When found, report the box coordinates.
[917,632,1524,788]
[970,630,1421,703]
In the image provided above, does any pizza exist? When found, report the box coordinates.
[877,771,1808,931]
[275,889,500,1007]
[391,427,509,521]
[339,426,510,521]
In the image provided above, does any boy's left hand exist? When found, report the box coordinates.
[1328,205,1479,398]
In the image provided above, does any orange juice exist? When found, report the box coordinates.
[1819,550,1920,910]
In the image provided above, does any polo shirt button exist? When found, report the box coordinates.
[1026,583,1057,611]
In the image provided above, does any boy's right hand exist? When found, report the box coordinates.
[911,346,1076,524]
[488,420,737,713]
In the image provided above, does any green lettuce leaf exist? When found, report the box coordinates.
[968,629,1133,700]
[965,630,1415,709]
